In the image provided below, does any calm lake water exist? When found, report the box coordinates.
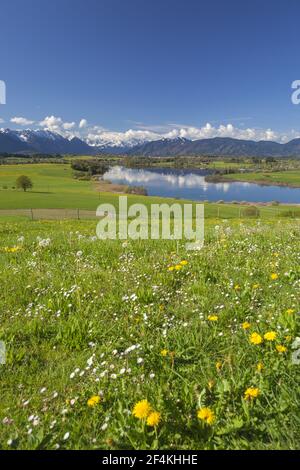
[103,166,300,203]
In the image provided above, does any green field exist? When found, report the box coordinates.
[0,218,299,449]
[0,164,300,221]
[0,164,99,210]
[1,163,300,450]
[221,170,300,187]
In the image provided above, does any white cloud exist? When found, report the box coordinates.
[39,115,63,131]
[11,116,35,126]
[0,118,4,124]
[39,115,77,137]
[84,122,286,147]
[63,121,75,130]
[79,118,87,128]
[8,114,300,146]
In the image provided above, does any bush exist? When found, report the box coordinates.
[73,171,91,180]
[125,186,148,196]
[71,160,108,176]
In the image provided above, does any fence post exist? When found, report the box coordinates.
[30,208,34,221]
[77,208,80,220]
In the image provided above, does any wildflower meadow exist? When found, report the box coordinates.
[0,218,299,449]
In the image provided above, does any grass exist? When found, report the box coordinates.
[0,164,98,210]
[0,218,299,449]
[221,170,300,187]
[1,164,300,221]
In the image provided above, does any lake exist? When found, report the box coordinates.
[103,166,300,203]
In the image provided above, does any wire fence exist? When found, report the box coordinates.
[0,206,299,221]
[0,209,96,220]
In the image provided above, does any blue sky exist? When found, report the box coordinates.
[1,0,300,145]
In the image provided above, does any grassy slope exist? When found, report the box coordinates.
[0,218,299,449]
[0,164,98,209]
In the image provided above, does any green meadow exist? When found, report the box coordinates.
[221,170,300,187]
[0,163,299,220]
[0,218,299,449]
[0,164,98,210]
[0,163,299,450]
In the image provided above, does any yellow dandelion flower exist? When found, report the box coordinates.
[132,399,152,419]
[146,411,161,427]
[208,380,215,390]
[234,284,240,290]
[160,349,169,357]
[180,260,188,266]
[270,273,279,280]
[168,266,175,271]
[197,407,215,425]
[285,335,292,342]
[216,361,222,371]
[4,246,22,253]
[244,387,260,400]
[264,331,277,341]
[242,321,251,330]
[208,315,218,322]
[87,395,101,407]
[286,309,295,315]
[250,332,263,345]
[252,283,260,289]
[257,362,264,372]
[174,264,182,271]
[276,345,287,353]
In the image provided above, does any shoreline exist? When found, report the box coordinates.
[205,174,300,188]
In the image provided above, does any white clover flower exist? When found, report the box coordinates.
[38,238,51,248]
[87,355,94,366]
[63,432,70,441]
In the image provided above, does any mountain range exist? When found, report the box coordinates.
[1,128,300,158]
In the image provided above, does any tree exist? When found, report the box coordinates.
[16,175,33,192]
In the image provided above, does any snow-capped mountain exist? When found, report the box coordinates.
[86,132,160,150]
[1,128,300,157]
[0,129,95,154]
